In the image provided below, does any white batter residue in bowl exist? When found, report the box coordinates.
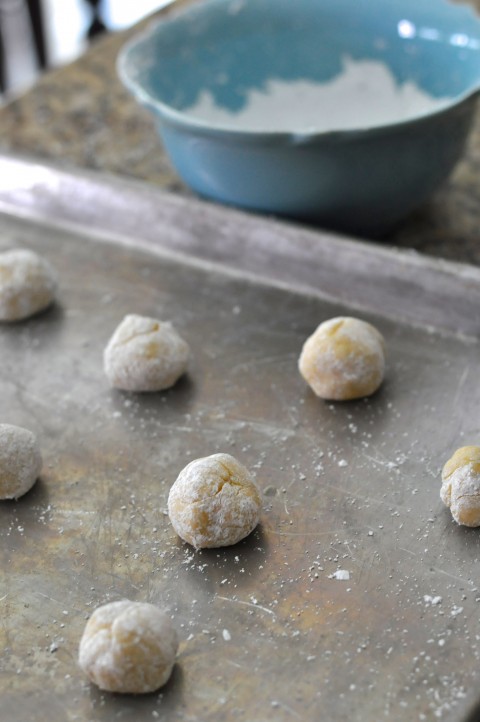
[184,57,453,132]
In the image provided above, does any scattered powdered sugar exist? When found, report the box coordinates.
[424,595,442,606]
[329,570,350,581]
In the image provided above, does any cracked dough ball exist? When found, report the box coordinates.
[78,600,178,694]
[0,423,42,499]
[0,249,57,321]
[298,316,385,401]
[104,314,190,392]
[441,446,480,527]
[168,453,262,549]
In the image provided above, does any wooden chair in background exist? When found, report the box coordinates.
[0,0,108,94]
[0,0,46,93]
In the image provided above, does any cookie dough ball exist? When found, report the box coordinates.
[298,316,385,401]
[103,314,190,392]
[0,423,42,499]
[0,249,57,321]
[78,600,178,694]
[441,446,480,527]
[168,453,262,549]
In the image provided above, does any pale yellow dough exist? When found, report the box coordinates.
[168,453,262,549]
[103,314,190,392]
[78,600,178,694]
[298,316,386,400]
[441,446,480,527]
[0,249,57,321]
[0,423,42,499]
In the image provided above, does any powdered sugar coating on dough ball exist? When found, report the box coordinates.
[441,446,480,527]
[0,423,42,499]
[298,316,385,401]
[103,314,190,392]
[168,453,262,549]
[78,600,178,694]
[0,249,57,321]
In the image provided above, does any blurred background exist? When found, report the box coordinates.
[0,0,173,99]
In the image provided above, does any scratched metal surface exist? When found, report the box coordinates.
[0,172,480,722]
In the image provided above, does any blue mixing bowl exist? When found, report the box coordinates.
[118,0,480,235]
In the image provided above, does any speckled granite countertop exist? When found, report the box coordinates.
[0,0,480,265]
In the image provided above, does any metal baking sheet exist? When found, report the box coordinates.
[0,156,480,722]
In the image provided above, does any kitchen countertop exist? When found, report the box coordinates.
[0,0,480,265]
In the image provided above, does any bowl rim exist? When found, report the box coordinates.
[117,0,480,145]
